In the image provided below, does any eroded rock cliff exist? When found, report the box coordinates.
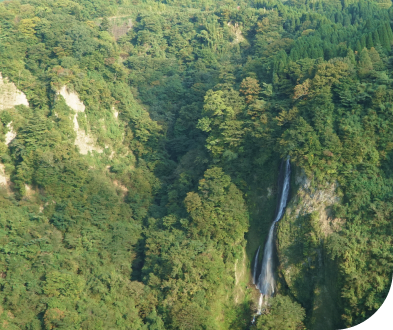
[277,167,343,330]
[57,86,103,155]
[0,73,29,110]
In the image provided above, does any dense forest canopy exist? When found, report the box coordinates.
[0,0,392,329]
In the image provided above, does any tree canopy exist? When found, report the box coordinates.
[0,0,392,329]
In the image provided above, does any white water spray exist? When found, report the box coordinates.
[257,294,263,314]
[254,157,291,313]
[252,246,260,285]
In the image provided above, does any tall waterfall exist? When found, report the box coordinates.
[252,246,260,285]
[255,157,291,312]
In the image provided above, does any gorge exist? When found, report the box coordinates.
[0,0,392,329]
[254,157,291,313]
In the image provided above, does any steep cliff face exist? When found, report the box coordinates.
[57,86,103,155]
[0,73,29,110]
[277,167,344,330]
[244,158,282,313]
[0,73,29,191]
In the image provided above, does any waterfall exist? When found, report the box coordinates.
[254,157,291,311]
[257,294,263,314]
[252,246,260,285]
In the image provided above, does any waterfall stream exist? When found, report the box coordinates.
[252,246,260,285]
[254,157,291,314]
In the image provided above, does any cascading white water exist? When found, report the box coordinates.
[252,246,260,285]
[254,157,291,312]
[257,294,263,314]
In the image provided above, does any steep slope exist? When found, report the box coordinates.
[1,0,393,329]
[277,168,343,329]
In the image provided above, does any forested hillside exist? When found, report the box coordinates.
[0,0,392,329]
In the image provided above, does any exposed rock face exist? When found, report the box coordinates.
[58,86,102,155]
[108,18,133,40]
[0,74,29,110]
[113,106,119,119]
[58,86,85,113]
[0,73,29,193]
[234,247,247,305]
[5,122,16,145]
[227,22,245,44]
[291,170,342,237]
[0,164,9,188]
[277,167,342,330]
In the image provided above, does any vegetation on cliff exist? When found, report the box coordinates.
[0,0,392,329]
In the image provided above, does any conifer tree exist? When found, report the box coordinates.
[325,47,334,60]
[361,34,367,49]
[373,30,381,46]
[359,47,373,71]
[100,17,110,32]
[336,12,343,25]
[273,50,287,73]
[366,33,374,48]
[289,49,299,61]
[385,22,393,40]
[331,32,339,44]
[347,48,356,65]
[309,47,317,59]
[378,25,390,49]
[343,15,351,27]
[384,26,391,49]
[364,19,373,31]
[318,47,324,58]
[290,17,296,32]
[356,40,363,54]
[369,47,383,70]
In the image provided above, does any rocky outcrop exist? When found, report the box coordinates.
[58,86,85,113]
[0,74,29,110]
[57,86,102,155]
[0,73,29,193]
[108,17,133,40]
[290,170,342,237]
[113,106,119,119]
[5,122,16,145]
[0,164,9,189]
[277,167,343,330]
[227,22,245,44]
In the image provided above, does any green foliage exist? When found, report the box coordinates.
[185,167,249,247]
[256,295,306,330]
[197,90,245,159]
[0,0,392,329]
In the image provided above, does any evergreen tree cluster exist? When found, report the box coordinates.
[0,0,392,329]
